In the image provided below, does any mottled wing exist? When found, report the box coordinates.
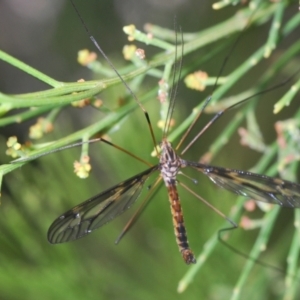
[187,161,300,208]
[48,166,158,243]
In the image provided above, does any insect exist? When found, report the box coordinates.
[48,1,300,264]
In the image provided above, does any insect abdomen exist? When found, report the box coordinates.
[167,185,196,264]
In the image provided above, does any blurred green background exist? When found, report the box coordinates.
[0,0,300,299]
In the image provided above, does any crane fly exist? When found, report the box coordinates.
[48,0,300,264]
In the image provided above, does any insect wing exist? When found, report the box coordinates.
[48,166,158,243]
[187,161,300,208]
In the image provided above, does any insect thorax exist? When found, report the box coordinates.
[159,140,185,185]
